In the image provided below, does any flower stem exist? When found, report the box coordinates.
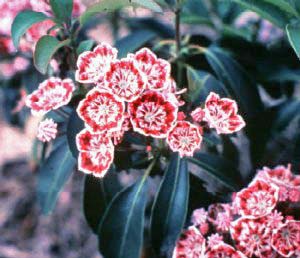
[175,0,183,88]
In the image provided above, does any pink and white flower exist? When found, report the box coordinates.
[231,217,274,258]
[77,89,125,133]
[129,90,178,138]
[37,118,57,142]
[76,43,118,84]
[167,121,202,157]
[203,92,245,134]
[173,226,206,258]
[234,179,279,218]
[271,220,300,257]
[191,107,205,123]
[26,77,75,116]
[130,48,170,91]
[76,129,114,177]
[104,58,145,102]
[205,242,247,258]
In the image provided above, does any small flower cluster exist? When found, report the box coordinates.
[173,165,300,258]
[74,43,245,177]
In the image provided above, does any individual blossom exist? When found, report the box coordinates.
[77,89,125,133]
[231,217,274,258]
[205,242,247,258]
[162,78,185,107]
[26,77,75,116]
[173,226,206,258]
[75,42,118,84]
[207,234,224,248]
[234,179,279,218]
[191,208,209,235]
[208,203,233,232]
[203,92,245,134]
[266,210,284,229]
[76,129,114,177]
[255,165,299,202]
[37,118,57,142]
[167,121,202,157]
[191,107,205,123]
[130,48,170,91]
[104,58,145,102]
[271,220,300,257]
[129,90,178,138]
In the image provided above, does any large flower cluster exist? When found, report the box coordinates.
[74,43,245,177]
[173,164,300,258]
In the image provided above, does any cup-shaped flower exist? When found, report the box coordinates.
[26,77,75,116]
[234,179,279,218]
[130,48,170,91]
[75,42,118,84]
[104,58,145,102]
[77,89,125,133]
[76,129,114,177]
[167,121,202,157]
[128,90,178,138]
[173,226,206,258]
[203,92,245,134]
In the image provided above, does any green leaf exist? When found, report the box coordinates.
[229,0,291,28]
[150,153,189,257]
[77,40,95,55]
[11,10,49,48]
[286,22,300,59]
[204,46,263,119]
[188,153,241,191]
[34,35,70,74]
[263,0,298,16]
[116,30,156,58]
[98,175,149,258]
[67,109,84,158]
[80,0,162,25]
[50,0,73,23]
[83,170,122,234]
[272,99,300,133]
[37,138,76,215]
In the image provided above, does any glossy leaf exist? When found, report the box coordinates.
[98,172,150,258]
[77,39,95,55]
[83,170,122,234]
[272,99,300,133]
[188,153,241,191]
[67,109,84,159]
[11,10,49,48]
[204,46,263,119]
[50,0,73,23]
[229,0,291,28]
[263,0,298,16]
[286,22,300,59]
[34,35,70,74]
[150,153,189,257]
[116,30,156,58]
[80,0,162,25]
[37,137,76,215]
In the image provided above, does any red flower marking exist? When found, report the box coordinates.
[130,48,170,91]
[77,89,125,133]
[203,92,245,134]
[129,90,178,138]
[167,121,202,157]
[76,43,118,84]
[206,242,247,258]
[76,129,114,177]
[234,179,279,218]
[104,58,145,102]
[26,77,75,116]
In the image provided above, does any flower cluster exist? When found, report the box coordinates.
[74,43,245,177]
[173,164,300,258]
